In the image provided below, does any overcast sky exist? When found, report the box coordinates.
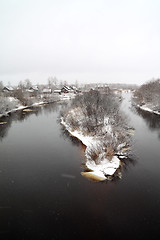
[0,0,160,85]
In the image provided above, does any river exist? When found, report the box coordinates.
[0,93,160,240]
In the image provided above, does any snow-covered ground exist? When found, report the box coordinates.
[138,104,160,115]
[0,99,47,118]
[61,118,121,181]
[0,93,75,118]
[60,93,76,100]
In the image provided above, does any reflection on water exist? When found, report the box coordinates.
[120,156,137,172]
[136,107,160,130]
[0,108,40,140]
[0,116,12,140]
[0,103,59,141]
[1,96,160,239]
[60,126,83,147]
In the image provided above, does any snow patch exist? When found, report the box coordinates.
[138,104,160,115]
[86,156,120,176]
[61,118,97,147]
[0,100,47,118]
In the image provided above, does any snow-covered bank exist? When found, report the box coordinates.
[133,79,160,116]
[0,101,47,119]
[0,94,73,119]
[59,93,76,100]
[0,92,76,119]
[61,118,121,181]
[137,104,160,115]
[0,93,77,119]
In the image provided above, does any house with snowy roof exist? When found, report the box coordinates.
[28,86,39,92]
[61,86,73,93]
[3,86,14,92]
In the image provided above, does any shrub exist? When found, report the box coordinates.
[61,89,130,163]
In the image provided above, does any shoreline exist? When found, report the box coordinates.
[0,101,48,119]
[61,117,125,181]
[137,104,160,115]
[0,93,76,119]
[0,94,76,119]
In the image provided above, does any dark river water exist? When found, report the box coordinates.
[0,93,160,240]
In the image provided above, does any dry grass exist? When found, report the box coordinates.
[105,145,115,161]
[86,144,102,164]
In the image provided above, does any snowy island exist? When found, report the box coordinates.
[61,89,131,181]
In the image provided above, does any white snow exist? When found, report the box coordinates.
[61,117,121,180]
[8,97,16,102]
[86,156,120,177]
[61,118,97,146]
[138,104,160,115]
[139,105,153,113]
[0,100,47,118]
[32,101,45,106]
[60,93,75,100]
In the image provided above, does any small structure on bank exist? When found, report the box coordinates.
[54,90,61,94]
[42,88,52,94]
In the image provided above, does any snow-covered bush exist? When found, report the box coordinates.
[61,89,130,159]
[69,89,120,134]
[134,79,160,109]
[0,96,20,115]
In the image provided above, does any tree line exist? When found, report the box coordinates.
[134,79,160,109]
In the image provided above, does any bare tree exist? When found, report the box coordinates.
[75,79,78,88]
[61,89,130,160]
[24,79,32,89]
[134,79,160,108]
[18,81,25,91]
[0,81,3,93]
[48,76,58,89]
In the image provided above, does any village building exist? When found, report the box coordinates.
[3,86,14,92]
[42,88,52,94]
[28,86,39,92]
[61,86,73,93]
[53,90,61,94]
[61,85,79,94]
[95,85,111,94]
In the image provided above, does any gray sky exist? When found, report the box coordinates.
[0,0,160,86]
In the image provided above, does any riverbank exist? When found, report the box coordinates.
[61,117,128,181]
[0,101,48,119]
[0,93,76,119]
[137,104,160,115]
[133,79,160,116]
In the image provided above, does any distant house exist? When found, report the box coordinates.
[95,85,110,94]
[3,86,14,92]
[42,88,52,94]
[61,86,71,93]
[28,86,39,92]
[61,86,76,93]
[54,90,61,94]
[70,86,80,93]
